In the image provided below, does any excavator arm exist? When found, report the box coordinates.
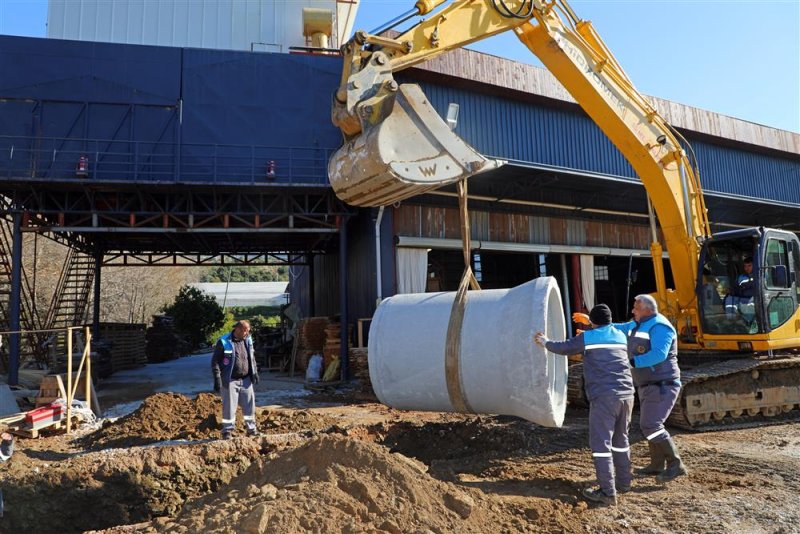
[329,0,712,319]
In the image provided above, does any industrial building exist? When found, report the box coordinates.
[0,1,798,384]
[1,5,799,533]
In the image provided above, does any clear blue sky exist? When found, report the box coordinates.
[1,0,798,133]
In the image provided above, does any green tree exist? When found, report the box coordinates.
[208,310,237,346]
[161,285,225,350]
[199,266,289,283]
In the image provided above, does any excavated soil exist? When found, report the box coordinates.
[1,392,799,534]
[87,393,337,449]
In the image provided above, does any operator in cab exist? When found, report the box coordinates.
[725,256,755,321]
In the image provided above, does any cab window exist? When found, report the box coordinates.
[764,238,795,330]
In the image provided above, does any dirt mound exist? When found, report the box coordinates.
[108,435,586,533]
[2,437,275,534]
[88,393,224,448]
[261,408,337,434]
[87,393,338,449]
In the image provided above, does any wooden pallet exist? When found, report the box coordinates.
[9,419,64,439]
[36,375,67,407]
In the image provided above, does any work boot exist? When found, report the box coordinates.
[221,430,232,440]
[616,482,632,494]
[581,487,617,506]
[635,439,665,475]
[246,428,262,438]
[656,438,687,482]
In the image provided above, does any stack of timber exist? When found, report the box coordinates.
[322,322,352,369]
[146,315,188,363]
[36,374,101,416]
[97,322,147,371]
[348,347,372,394]
[293,317,330,371]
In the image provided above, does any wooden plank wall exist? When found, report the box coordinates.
[395,205,653,250]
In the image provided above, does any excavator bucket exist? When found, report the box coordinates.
[328,84,502,207]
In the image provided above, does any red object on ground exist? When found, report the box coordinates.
[25,403,66,428]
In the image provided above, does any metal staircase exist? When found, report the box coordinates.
[0,219,96,368]
[44,249,95,332]
[0,218,46,364]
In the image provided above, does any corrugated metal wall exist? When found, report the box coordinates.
[394,205,654,251]
[47,0,359,52]
[287,210,393,321]
[0,35,341,184]
[0,34,795,199]
[692,140,800,203]
[409,79,800,205]
[312,254,339,316]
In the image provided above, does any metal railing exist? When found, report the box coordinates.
[0,135,335,186]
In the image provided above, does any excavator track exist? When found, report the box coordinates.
[567,363,588,408]
[668,356,800,431]
[566,357,800,431]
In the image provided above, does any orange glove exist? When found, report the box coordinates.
[572,312,590,326]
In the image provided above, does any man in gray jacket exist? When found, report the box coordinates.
[211,320,260,439]
[536,304,634,506]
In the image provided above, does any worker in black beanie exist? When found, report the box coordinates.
[535,303,634,506]
[589,304,613,326]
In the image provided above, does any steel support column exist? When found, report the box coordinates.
[93,249,102,337]
[560,254,572,338]
[571,254,582,313]
[339,219,349,382]
[308,253,316,317]
[8,212,22,386]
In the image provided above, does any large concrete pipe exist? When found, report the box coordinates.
[368,277,568,427]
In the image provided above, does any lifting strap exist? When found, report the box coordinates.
[444,178,480,412]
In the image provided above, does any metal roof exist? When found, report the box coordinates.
[407,79,800,206]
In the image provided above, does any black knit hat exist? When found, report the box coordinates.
[589,304,612,326]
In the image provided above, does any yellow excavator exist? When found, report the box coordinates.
[328,0,800,429]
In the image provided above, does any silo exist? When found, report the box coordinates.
[46,0,359,52]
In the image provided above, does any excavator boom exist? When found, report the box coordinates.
[330,0,710,317]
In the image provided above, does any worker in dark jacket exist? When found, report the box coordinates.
[0,432,14,517]
[724,256,755,321]
[577,295,687,482]
[535,304,634,506]
[211,320,260,439]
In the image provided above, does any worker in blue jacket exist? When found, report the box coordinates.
[536,304,634,506]
[577,294,687,482]
[211,320,261,439]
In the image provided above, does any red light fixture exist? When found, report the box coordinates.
[76,154,89,177]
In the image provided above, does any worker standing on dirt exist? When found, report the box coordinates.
[535,304,634,506]
[575,295,687,483]
[0,432,14,517]
[211,320,261,439]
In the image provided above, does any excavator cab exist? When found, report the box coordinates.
[698,228,800,340]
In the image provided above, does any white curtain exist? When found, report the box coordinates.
[396,247,429,294]
[580,255,595,310]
